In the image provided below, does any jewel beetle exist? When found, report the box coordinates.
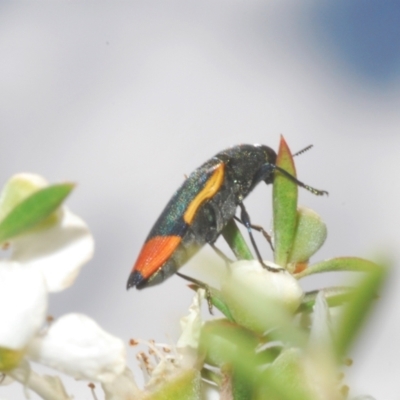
[127,143,326,290]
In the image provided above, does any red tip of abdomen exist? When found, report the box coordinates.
[127,235,181,289]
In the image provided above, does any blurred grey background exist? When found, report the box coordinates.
[1,1,399,399]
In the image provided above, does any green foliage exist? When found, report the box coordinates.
[148,370,202,400]
[195,136,386,399]
[288,207,327,264]
[299,287,353,313]
[335,264,387,359]
[295,257,381,278]
[273,136,298,267]
[221,219,253,261]
[0,183,74,244]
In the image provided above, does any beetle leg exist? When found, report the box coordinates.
[234,215,274,251]
[176,272,214,314]
[247,223,274,251]
[238,202,281,272]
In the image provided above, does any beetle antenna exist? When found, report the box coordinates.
[273,165,328,196]
[292,144,313,157]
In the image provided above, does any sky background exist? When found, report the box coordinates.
[1,1,400,399]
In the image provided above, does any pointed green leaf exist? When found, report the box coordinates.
[186,279,235,321]
[295,257,381,279]
[0,183,75,243]
[0,174,47,222]
[208,286,235,321]
[188,283,236,322]
[222,219,253,261]
[273,136,298,267]
[335,264,388,359]
[298,287,354,313]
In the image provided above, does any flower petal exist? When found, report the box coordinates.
[177,289,204,351]
[8,360,71,400]
[143,292,205,392]
[222,260,304,312]
[221,260,304,333]
[303,292,341,399]
[0,262,47,350]
[10,208,94,292]
[27,314,126,383]
[101,367,141,400]
[309,291,333,350]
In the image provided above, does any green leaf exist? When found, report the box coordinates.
[200,321,312,400]
[186,279,236,321]
[199,319,262,369]
[298,287,354,313]
[223,364,254,400]
[334,264,388,359]
[222,219,253,261]
[0,174,47,222]
[273,136,298,267]
[149,370,201,400]
[208,286,236,321]
[255,348,315,400]
[295,257,381,279]
[288,207,327,264]
[0,183,75,244]
[188,283,236,322]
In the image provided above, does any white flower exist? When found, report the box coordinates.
[10,205,94,292]
[221,260,304,333]
[147,290,203,390]
[0,174,94,358]
[177,286,204,350]
[0,262,47,351]
[0,174,125,386]
[301,292,343,400]
[101,367,141,400]
[28,313,126,383]
[111,290,204,400]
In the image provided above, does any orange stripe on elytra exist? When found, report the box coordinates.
[183,163,225,224]
[133,235,181,278]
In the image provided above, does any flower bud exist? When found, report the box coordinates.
[221,260,303,333]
